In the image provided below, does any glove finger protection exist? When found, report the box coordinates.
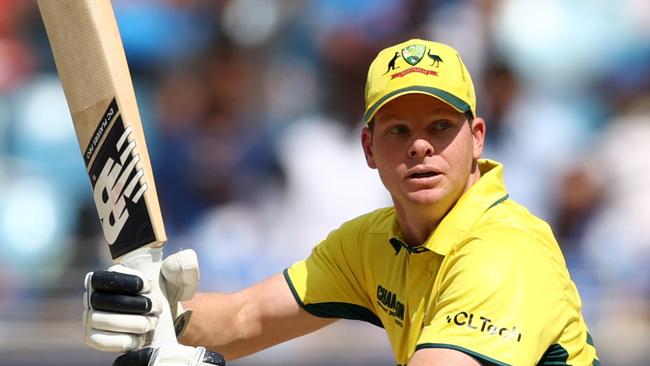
[89,310,159,334]
[160,249,199,336]
[84,266,160,351]
[83,249,200,352]
[83,250,199,352]
[112,345,225,366]
[161,249,200,303]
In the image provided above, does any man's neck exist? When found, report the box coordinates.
[395,210,441,246]
[394,166,482,246]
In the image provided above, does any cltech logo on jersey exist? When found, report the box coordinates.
[85,98,155,259]
[446,311,522,342]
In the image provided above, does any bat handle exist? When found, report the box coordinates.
[120,246,178,347]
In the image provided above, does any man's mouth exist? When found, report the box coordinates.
[408,171,439,179]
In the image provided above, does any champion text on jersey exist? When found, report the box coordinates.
[377,285,405,326]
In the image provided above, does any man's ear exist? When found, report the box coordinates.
[361,126,377,169]
[470,117,486,160]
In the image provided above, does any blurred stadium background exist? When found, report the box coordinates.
[1,0,649,365]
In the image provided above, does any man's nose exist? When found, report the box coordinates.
[408,139,434,158]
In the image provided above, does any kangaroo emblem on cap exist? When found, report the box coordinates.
[384,51,401,75]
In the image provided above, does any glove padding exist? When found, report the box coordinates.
[83,249,199,352]
[113,345,225,366]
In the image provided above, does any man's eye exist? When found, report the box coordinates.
[388,125,409,134]
[433,120,451,130]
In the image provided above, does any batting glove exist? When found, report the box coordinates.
[113,345,225,366]
[83,249,199,352]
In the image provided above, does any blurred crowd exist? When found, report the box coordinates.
[0,0,649,365]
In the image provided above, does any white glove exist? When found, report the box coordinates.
[113,345,225,366]
[83,249,200,352]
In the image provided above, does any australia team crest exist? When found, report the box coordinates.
[401,44,426,66]
[384,44,443,79]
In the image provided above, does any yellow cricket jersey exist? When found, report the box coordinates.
[284,160,599,366]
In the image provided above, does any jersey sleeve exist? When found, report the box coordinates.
[416,235,568,365]
[283,223,382,327]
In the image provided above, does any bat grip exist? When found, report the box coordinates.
[120,246,178,347]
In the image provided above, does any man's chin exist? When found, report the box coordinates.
[403,189,447,207]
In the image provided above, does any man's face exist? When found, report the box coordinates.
[361,94,485,213]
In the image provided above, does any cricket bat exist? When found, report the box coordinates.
[37,0,177,347]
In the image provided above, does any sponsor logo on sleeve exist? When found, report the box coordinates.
[446,311,522,342]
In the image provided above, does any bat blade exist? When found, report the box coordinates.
[37,0,176,347]
[37,0,165,260]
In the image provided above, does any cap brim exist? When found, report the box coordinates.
[363,86,472,123]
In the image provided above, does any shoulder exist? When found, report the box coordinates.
[443,203,569,294]
[308,207,395,260]
[325,206,396,243]
[467,196,564,264]
[436,234,570,330]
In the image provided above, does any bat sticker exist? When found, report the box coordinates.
[87,98,155,259]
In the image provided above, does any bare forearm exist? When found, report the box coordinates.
[179,292,255,359]
[177,273,335,360]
